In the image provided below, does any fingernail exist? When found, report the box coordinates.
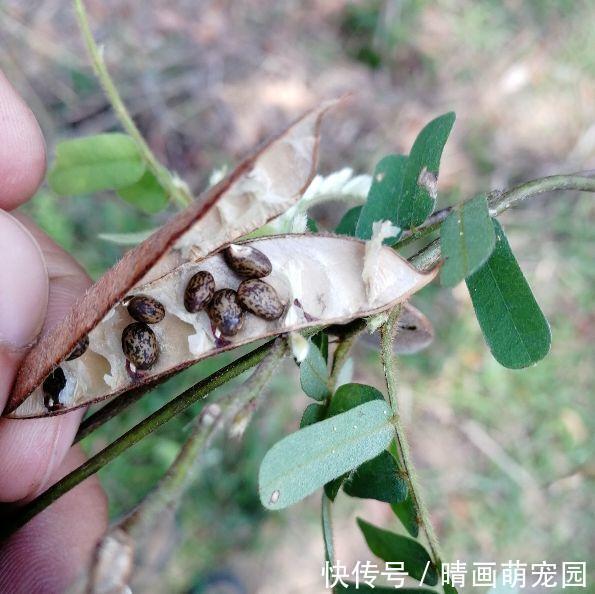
[0,210,48,349]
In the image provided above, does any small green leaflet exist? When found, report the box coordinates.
[355,154,407,241]
[397,112,456,229]
[49,133,146,195]
[391,493,420,538]
[466,219,551,369]
[336,205,363,236]
[328,383,384,416]
[117,170,168,214]
[339,584,437,594]
[443,583,459,594]
[259,400,394,510]
[357,518,439,586]
[300,341,331,401]
[300,403,327,428]
[343,450,408,503]
[440,194,496,287]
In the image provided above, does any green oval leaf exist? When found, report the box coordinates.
[356,154,407,241]
[397,112,456,229]
[466,219,551,369]
[391,493,420,538]
[328,383,384,417]
[357,518,439,586]
[440,194,496,287]
[116,170,168,214]
[344,450,408,503]
[304,383,386,500]
[48,133,146,195]
[336,205,363,236]
[300,342,331,401]
[259,400,393,510]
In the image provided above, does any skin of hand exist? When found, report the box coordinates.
[0,70,108,592]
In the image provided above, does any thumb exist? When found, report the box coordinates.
[0,209,49,410]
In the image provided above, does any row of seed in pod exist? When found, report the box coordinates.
[42,245,285,411]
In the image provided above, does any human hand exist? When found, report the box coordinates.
[0,70,107,593]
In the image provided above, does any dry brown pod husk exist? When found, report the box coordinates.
[6,101,438,419]
[5,101,334,416]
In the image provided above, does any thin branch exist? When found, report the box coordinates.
[396,172,595,253]
[381,304,443,570]
[379,304,402,415]
[1,340,277,539]
[73,0,192,207]
[487,174,595,216]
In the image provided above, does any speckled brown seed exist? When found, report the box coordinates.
[184,271,216,313]
[207,289,245,336]
[223,244,272,278]
[66,335,89,360]
[126,295,166,324]
[237,279,285,320]
[121,322,159,370]
[43,367,67,411]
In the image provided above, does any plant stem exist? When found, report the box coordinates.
[380,304,402,415]
[73,0,192,207]
[487,174,595,216]
[1,340,276,539]
[381,304,443,570]
[396,172,595,253]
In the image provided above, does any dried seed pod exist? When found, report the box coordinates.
[121,323,159,370]
[126,295,165,324]
[223,244,272,278]
[237,279,285,320]
[6,102,335,418]
[184,271,215,313]
[43,367,67,411]
[66,335,89,361]
[207,289,245,336]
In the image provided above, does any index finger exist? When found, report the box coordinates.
[0,71,46,211]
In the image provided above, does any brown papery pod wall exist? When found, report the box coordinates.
[6,101,336,415]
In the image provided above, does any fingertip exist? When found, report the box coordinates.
[0,71,46,210]
[0,409,83,502]
[0,446,108,594]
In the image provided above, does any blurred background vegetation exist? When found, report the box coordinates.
[1,0,594,592]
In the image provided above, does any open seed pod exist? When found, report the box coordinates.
[4,101,334,416]
[10,234,436,418]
